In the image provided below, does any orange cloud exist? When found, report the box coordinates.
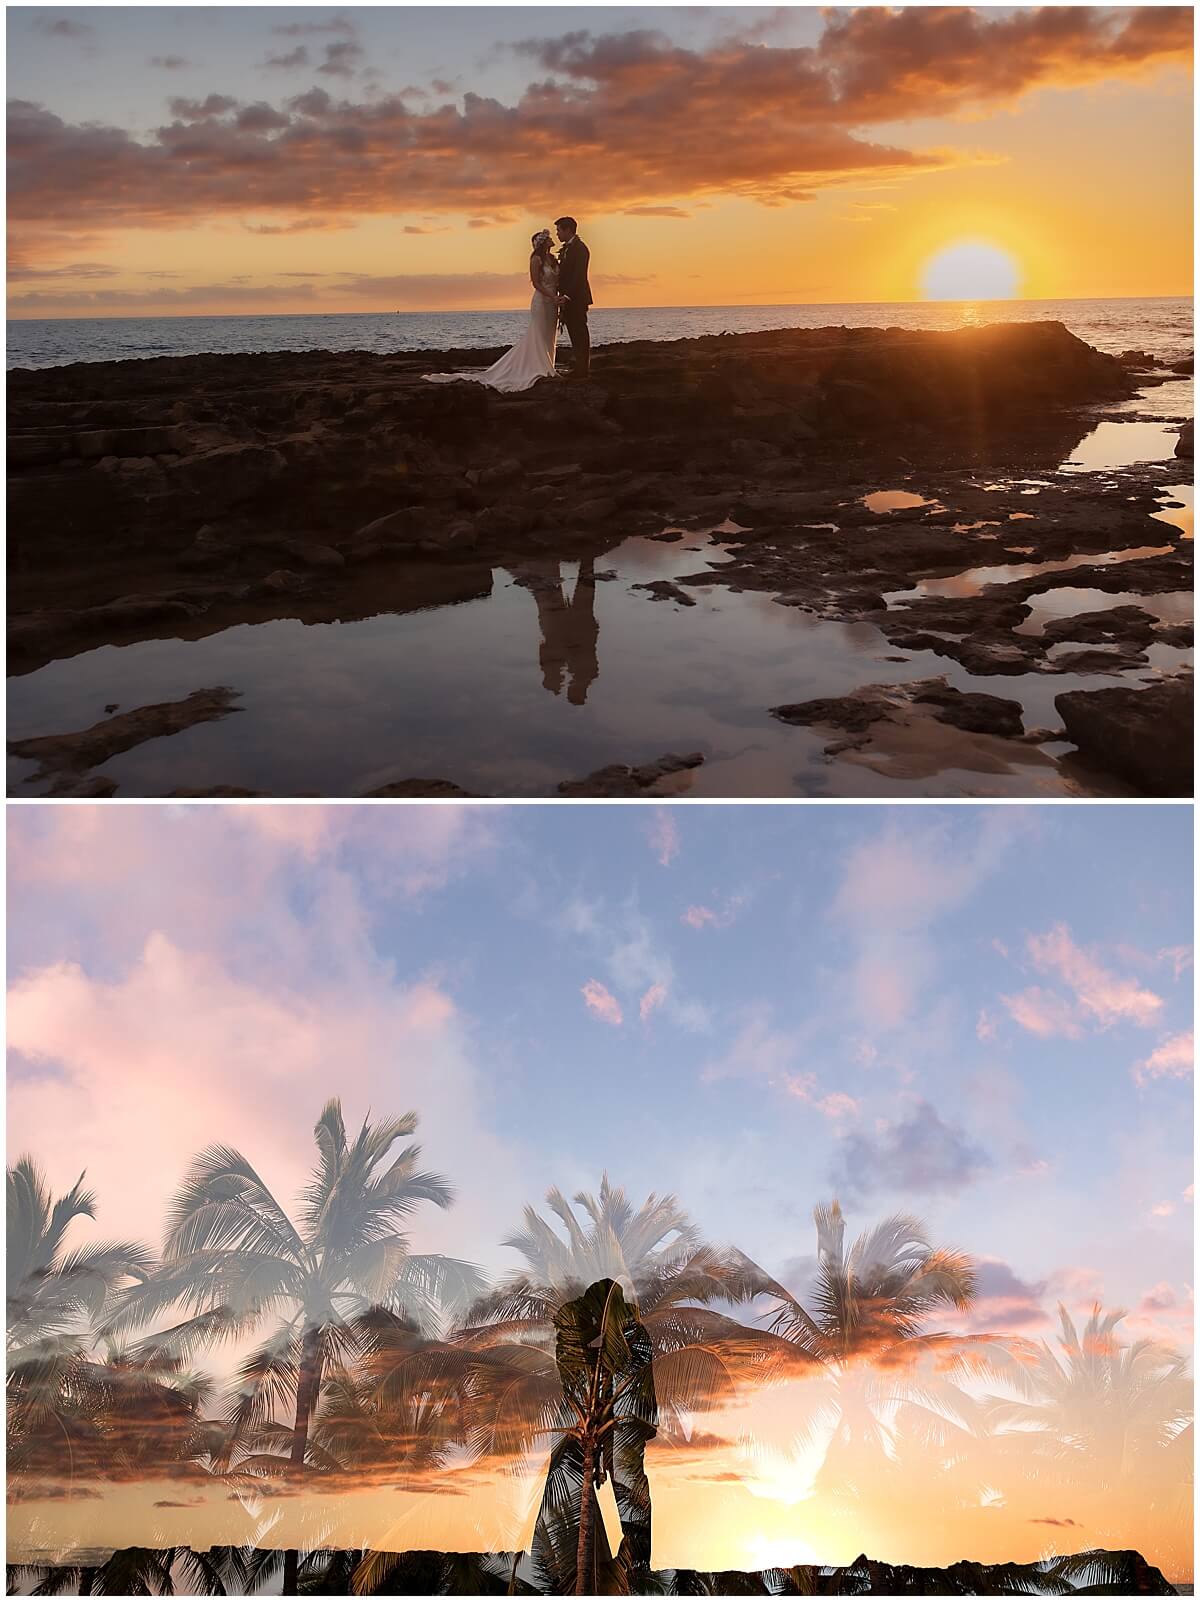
[10,7,1188,257]
[581,977,623,1026]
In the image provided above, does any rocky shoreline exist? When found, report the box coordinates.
[6,321,1193,796]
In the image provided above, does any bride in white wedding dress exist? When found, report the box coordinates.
[424,230,566,393]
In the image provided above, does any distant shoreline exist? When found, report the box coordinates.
[6,293,1193,326]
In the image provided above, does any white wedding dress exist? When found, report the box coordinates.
[425,258,558,393]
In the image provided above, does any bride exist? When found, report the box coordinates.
[424,230,567,393]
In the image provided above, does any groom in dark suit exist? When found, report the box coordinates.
[554,216,592,381]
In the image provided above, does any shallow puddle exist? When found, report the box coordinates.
[885,545,1175,603]
[861,490,937,514]
[1151,483,1194,541]
[1059,419,1182,471]
[1017,586,1192,637]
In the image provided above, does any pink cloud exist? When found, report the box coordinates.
[680,895,745,931]
[778,1075,859,1122]
[6,933,516,1270]
[1000,987,1084,1039]
[682,905,719,929]
[1126,1281,1194,1348]
[582,978,623,1027]
[639,982,667,1022]
[1156,945,1193,980]
[647,808,680,868]
[1150,1201,1175,1218]
[814,1090,860,1122]
[1133,1031,1193,1088]
[976,1008,998,1041]
[1026,923,1163,1029]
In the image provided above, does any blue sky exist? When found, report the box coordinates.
[6,802,1193,1357]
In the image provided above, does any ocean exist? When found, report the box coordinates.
[6,295,1194,373]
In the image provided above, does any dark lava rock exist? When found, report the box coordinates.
[1055,676,1192,796]
[8,687,242,781]
[363,780,476,797]
[558,751,704,797]
[46,774,120,797]
[168,787,267,797]
[632,580,697,607]
[912,683,1025,737]
[665,1549,1178,1596]
[1042,605,1158,647]
[1175,420,1193,458]
[771,691,895,734]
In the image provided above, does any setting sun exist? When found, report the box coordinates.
[921,241,1023,301]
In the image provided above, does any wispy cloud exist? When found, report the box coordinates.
[639,982,667,1023]
[681,894,745,931]
[1026,923,1163,1029]
[1133,1031,1193,1088]
[582,977,623,1027]
[647,808,680,868]
[1000,986,1085,1040]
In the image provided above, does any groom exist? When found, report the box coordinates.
[555,216,592,381]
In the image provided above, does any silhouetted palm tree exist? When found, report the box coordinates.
[105,1101,482,1594]
[755,1202,1029,1495]
[7,1157,152,1358]
[983,1302,1192,1484]
[7,1158,159,1482]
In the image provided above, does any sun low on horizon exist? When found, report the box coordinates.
[920,240,1024,302]
[5,5,1193,318]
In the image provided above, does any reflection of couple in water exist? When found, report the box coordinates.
[513,555,599,705]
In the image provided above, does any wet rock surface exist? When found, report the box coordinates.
[1055,678,1193,796]
[7,687,242,781]
[6,320,1192,797]
[558,752,705,797]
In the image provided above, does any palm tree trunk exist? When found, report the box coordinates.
[575,1433,596,1596]
[282,1323,323,1596]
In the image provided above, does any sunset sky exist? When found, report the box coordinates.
[6,5,1194,318]
[6,804,1194,1575]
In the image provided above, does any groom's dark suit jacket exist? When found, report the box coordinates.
[557,237,592,311]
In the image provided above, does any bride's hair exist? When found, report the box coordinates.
[531,229,553,254]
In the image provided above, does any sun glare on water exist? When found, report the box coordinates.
[921,241,1022,301]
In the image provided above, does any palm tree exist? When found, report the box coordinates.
[7,1156,152,1363]
[550,1279,658,1595]
[353,1183,786,1595]
[7,1544,243,1596]
[763,1202,979,1362]
[7,1157,157,1484]
[465,1178,786,1443]
[755,1202,1030,1496]
[983,1302,1192,1484]
[104,1101,483,1594]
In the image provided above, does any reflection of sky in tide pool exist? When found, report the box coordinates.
[1016,586,1192,637]
[885,545,1175,603]
[11,526,1189,800]
[1151,484,1194,541]
[1059,419,1183,471]
[861,489,938,514]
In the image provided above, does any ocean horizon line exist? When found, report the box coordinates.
[6,291,1193,326]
